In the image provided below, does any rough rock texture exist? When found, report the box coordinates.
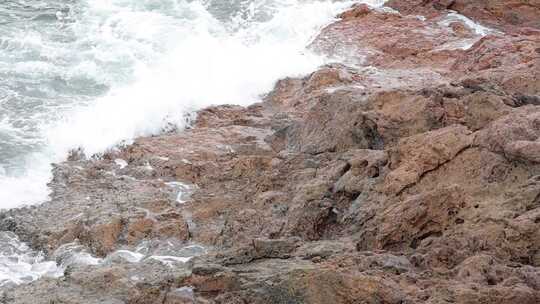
[386,0,540,30]
[1,2,539,304]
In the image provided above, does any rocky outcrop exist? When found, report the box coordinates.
[1,2,539,304]
[386,0,540,30]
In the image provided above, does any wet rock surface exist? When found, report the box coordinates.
[1,2,539,303]
[386,0,540,31]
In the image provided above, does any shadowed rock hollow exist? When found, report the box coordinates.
[1,1,539,303]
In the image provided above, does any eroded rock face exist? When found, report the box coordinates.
[1,2,539,304]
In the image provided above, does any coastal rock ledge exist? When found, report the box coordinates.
[1,1,539,303]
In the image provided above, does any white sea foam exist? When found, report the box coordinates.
[1,239,207,287]
[148,255,192,266]
[47,0,362,156]
[105,250,145,264]
[442,12,496,37]
[0,154,53,210]
[0,232,62,287]
[438,11,500,50]
[166,181,195,204]
[114,158,128,169]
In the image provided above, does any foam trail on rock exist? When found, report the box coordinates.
[0,232,62,287]
[438,11,499,50]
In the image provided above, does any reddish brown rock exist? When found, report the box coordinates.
[83,218,123,256]
[386,0,540,30]
[453,33,540,95]
[377,185,468,249]
[312,5,468,70]
[384,125,473,194]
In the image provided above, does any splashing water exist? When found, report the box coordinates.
[0,232,61,287]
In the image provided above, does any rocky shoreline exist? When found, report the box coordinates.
[1,1,539,303]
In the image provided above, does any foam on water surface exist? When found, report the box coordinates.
[166,181,195,204]
[114,158,128,169]
[0,238,207,288]
[0,232,62,287]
